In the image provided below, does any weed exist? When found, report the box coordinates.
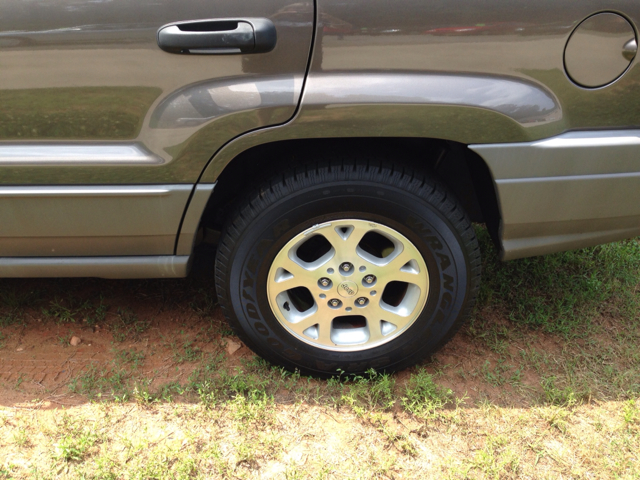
[114,348,146,369]
[623,399,639,428]
[54,431,98,462]
[0,310,24,327]
[111,307,149,342]
[0,286,42,311]
[401,369,453,417]
[540,376,580,406]
[541,406,573,434]
[132,382,155,404]
[476,227,640,337]
[459,436,521,479]
[171,340,203,364]
[12,428,30,447]
[69,363,129,398]
[86,296,109,326]
[339,369,396,414]
[0,464,18,479]
[369,412,417,456]
[42,296,91,324]
[57,332,73,347]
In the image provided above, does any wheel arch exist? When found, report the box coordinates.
[192,137,502,253]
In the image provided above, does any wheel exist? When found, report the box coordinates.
[215,158,481,376]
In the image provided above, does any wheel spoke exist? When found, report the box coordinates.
[319,222,370,259]
[367,316,385,343]
[387,269,423,285]
[385,248,416,271]
[316,323,334,345]
[287,313,321,335]
[367,302,414,330]
[275,255,322,291]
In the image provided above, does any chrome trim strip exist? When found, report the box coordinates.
[498,171,640,184]
[531,132,640,149]
[0,185,177,197]
[0,256,190,279]
[0,143,164,166]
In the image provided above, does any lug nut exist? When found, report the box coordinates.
[319,277,331,287]
[364,275,376,284]
[329,299,342,308]
[356,297,368,306]
[340,262,352,272]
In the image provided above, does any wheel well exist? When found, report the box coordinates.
[200,137,501,249]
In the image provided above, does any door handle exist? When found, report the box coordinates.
[157,18,276,55]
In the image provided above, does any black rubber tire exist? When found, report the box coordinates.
[215,158,481,377]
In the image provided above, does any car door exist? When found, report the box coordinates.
[0,0,313,257]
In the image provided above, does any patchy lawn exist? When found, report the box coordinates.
[1,231,639,479]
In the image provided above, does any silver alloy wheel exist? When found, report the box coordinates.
[267,219,430,352]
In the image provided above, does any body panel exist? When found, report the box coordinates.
[471,130,640,259]
[0,185,192,256]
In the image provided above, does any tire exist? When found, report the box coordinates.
[215,157,481,376]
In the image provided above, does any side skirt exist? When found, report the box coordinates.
[0,255,190,279]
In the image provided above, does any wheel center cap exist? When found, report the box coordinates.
[337,280,358,298]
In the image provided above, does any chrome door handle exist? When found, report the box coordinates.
[157,18,277,55]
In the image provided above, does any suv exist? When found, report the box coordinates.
[1,1,638,376]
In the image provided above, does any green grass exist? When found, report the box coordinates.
[401,369,453,417]
[477,228,640,336]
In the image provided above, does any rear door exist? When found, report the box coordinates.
[0,0,313,257]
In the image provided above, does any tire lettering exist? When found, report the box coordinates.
[440,292,453,311]
[284,349,302,361]
[254,322,269,336]
[267,337,283,349]
[424,235,444,251]
[437,252,451,271]
[442,274,455,292]
[246,303,261,320]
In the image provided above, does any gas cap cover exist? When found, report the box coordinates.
[564,12,637,88]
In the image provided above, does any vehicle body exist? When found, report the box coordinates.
[0,0,638,375]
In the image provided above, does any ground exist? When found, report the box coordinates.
[0,232,639,479]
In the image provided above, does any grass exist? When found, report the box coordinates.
[477,228,640,337]
[0,232,638,478]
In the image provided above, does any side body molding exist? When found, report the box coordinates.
[199,72,563,182]
[471,131,640,260]
[0,256,190,279]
